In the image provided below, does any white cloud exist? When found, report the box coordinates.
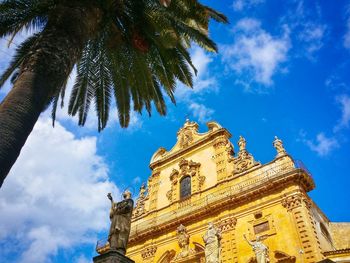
[282,0,327,59]
[232,0,264,11]
[221,18,290,87]
[298,22,326,56]
[175,47,217,100]
[301,132,339,157]
[0,118,119,263]
[174,47,217,123]
[334,94,350,132]
[189,102,214,123]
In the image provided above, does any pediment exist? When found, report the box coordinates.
[150,120,224,165]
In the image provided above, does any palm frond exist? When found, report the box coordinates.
[0,33,38,88]
[0,0,51,38]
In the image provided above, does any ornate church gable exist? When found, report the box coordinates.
[150,120,225,166]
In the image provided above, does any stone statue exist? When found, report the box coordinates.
[238,136,247,152]
[244,234,269,263]
[203,222,221,263]
[139,183,146,199]
[107,191,134,255]
[273,136,286,157]
[175,224,191,258]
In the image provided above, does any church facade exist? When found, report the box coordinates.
[125,120,350,263]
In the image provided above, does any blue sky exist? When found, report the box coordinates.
[1,0,350,262]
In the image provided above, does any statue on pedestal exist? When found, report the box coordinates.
[273,136,287,157]
[244,234,270,263]
[203,222,221,263]
[107,191,134,255]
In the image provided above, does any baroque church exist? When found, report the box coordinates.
[98,120,350,263]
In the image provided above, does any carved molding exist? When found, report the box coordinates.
[217,216,237,233]
[168,159,204,203]
[231,136,260,174]
[247,213,276,240]
[281,194,310,211]
[141,245,157,260]
[133,183,147,218]
[178,120,198,149]
[274,251,296,263]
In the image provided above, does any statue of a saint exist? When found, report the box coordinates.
[273,136,286,157]
[238,136,247,152]
[139,183,146,199]
[107,191,134,255]
[244,234,269,263]
[203,222,221,263]
[175,224,191,258]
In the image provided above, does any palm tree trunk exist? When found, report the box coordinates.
[0,6,101,187]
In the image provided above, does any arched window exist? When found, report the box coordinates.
[180,176,191,199]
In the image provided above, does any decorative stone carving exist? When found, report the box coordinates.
[168,159,204,203]
[133,183,147,218]
[203,222,222,263]
[178,119,198,148]
[232,136,259,174]
[281,194,310,211]
[141,245,157,260]
[218,216,237,233]
[273,136,287,158]
[274,251,296,263]
[173,224,194,260]
[244,234,270,263]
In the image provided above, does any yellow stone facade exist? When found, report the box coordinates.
[125,120,350,263]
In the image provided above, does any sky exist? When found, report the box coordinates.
[0,0,350,262]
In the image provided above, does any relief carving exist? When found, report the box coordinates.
[141,245,157,260]
[173,224,195,260]
[232,136,259,174]
[281,194,310,211]
[168,159,204,203]
[177,119,199,149]
[218,216,237,233]
[133,183,147,218]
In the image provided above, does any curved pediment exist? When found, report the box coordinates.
[150,120,225,165]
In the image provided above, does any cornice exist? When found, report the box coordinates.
[129,168,313,245]
[323,248,350,256]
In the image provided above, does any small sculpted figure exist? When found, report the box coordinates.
[203,222,221,263]
[238,136,247,152]
[244,234,270,263]
[273,136,286,157]
[107,191,134,255]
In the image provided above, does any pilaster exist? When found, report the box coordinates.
[282,193,323,263]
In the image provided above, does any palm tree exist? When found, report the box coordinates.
[0,0,227,187]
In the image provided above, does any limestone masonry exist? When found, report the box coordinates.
[100,120,350,263]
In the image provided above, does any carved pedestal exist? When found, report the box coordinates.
[93,250,135,263]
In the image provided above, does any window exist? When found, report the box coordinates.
[180,176,191,199]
